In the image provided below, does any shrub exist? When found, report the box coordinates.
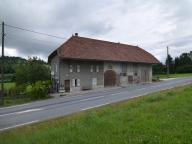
[176,65,192,73]
[8,84,27,99]
[28,81,51,100]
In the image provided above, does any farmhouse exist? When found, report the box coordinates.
[48,33,159,92]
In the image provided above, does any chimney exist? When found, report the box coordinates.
[75,33,78,36]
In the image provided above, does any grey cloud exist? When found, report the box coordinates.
[0,0,114,59]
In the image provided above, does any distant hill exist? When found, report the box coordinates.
[0,56,26,74]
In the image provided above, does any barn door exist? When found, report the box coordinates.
[104,70,116,87]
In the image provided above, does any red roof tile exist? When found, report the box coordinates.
[49,36,159,64]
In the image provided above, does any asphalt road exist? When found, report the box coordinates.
[0,77,192,131]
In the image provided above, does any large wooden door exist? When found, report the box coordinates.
[104,70,116,87]
[64,80,70,92]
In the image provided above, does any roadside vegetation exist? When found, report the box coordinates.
[153,73,192,81]
[0,57,51,107]
[0,85,192,144]
[152,51,192,81]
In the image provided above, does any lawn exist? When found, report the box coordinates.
[0,85,192,144]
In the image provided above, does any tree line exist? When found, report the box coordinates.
[153,51,192,74]
[0,56,47,74]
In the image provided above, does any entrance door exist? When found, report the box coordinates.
[64,80,70,92]
[104,70,116,87]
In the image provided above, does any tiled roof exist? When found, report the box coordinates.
[49,36,159,64]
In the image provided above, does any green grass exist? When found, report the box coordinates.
[154,73,192,79]
[1,85,192,144]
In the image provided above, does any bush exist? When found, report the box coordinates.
[28,81,51,100]
[176,65,192,73]
[8,84,26,99]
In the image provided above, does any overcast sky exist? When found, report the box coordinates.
[0,0,192,62]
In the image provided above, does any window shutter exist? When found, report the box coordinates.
[77,79,80,86]
[72,79,75,87]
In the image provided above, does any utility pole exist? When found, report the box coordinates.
[1,21,5,103]
[166,46,169,78]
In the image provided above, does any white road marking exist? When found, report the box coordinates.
[0,108,43,117]
[79,96,104,102]
[16,108,42,114]
[0,120,39,131]
[110,92,123,96]
[81,103,109,111]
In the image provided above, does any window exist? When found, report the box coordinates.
[108,65,112,69]
[77,65,80,72]
[96,66,99,72]
[122,63,127,73]
[90,65,94,72]
[69,65,73,72]
[77,79,80,86]
[55,63,58,73]
[72,79,80,87]
[92,78,97,86]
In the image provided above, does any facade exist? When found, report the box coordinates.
[48,34,159,92]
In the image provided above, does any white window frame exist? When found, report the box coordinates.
[77,65,80,72]
[96,66,99,72]
[90,65,94,72]
[69,65,73,72]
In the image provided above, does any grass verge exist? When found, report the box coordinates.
[0,85,192,144]
[154,73,192,79]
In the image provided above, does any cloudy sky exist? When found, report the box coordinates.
[0,0,192,62]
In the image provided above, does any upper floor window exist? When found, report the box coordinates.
[77,65,80,72]
[90,65,94,72]
[108,65,112,69]
[69,65,73,72]
[122,63,127,73]
[96,66,99,72]
[55,63,58,73]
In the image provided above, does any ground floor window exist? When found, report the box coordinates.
[72,79,80,87]
[92,78,97,86]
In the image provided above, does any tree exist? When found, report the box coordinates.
[165,54,175,74]
[15,57,50,85]
[152,63,166,74]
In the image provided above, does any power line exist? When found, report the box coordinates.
[4,23,67,40]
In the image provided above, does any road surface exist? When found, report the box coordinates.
[0,77,191,131]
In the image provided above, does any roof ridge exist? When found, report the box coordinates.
[73,35,138,48]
